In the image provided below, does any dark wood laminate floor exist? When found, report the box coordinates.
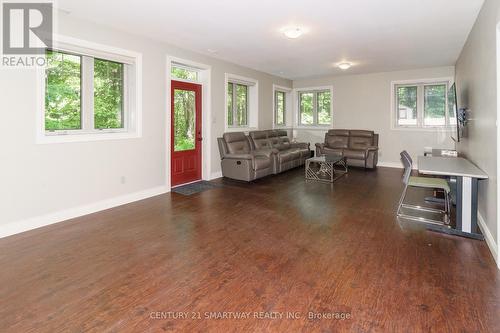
[0,167,499,333]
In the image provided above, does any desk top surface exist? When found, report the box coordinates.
[418,156,488,179]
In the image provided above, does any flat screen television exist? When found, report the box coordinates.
[448,82,460,142]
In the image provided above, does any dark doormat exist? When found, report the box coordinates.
[172,181,224,196]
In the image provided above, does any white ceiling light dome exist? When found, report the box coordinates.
[282,27,304,39]
[338,62,352,70]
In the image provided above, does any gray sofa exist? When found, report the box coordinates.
[217,130,311,181]
[315,129,379,169]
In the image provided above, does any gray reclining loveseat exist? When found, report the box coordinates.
[217,130,311,181]
[315,129,379,169]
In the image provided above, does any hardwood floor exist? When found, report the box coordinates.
[0,167,499,332]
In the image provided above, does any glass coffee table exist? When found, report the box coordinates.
[305,155,348,183]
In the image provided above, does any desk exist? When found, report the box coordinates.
[418,156,488,237]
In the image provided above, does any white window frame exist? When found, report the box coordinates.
[273,85,292,129]
[36,35,142,144]
[391,77,453,131]
[170,62,200,82]
[294,85,333,129]
[224,73,258,132]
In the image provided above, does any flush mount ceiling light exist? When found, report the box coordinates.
[338,62,352,70]
[282,27,303,39]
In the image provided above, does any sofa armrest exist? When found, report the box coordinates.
[224,153,254,160]
[315,143,325,149]
[366,146,378,152]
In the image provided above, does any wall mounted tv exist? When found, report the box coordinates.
[448,82,460,142]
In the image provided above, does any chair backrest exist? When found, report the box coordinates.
[249,130,273,150]
[348,130,375,150]
[400,150,413,185]
[401,150,412,165]
[223,132,251,154]
[325,129,349,149]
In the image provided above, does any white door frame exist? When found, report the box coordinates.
[495,23,500,268]
[166,55,212,190]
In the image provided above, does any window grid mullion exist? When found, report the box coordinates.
[245,86,249,126]
[232,83,237,127]
[282,92,286,125]
[313,91,318,126]
[82,56,94,131]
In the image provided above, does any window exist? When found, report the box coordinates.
[275,90,286,126]
[39,38,141,143]
[227,82,249,127]
[225,73,258,130]
[171,64,198,81]
[45,49,127,133]
[394,81,450,128]
[298,89,332,126]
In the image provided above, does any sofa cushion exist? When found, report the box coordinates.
[323,147,344,156]
[344,149,367,160]
[223,132,251,154]
[253,155,271,171]
[349,136,373,150]
[249,130,273,150]
[326,135,349,149]
[297,147,311,158]
[278,150,299,163]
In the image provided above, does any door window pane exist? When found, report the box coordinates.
[45,50,82,130]
[424,85,446,126]
[299,92,314,125]
[275,91,285,126]
[173,89,196,151]
[94,59,124,129]
[171,65,198,81]
[236,84,248,126]
[317,91,331,125]
[227,83,233,126]
[396,86,417,126]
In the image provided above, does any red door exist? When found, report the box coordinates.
[171,80,202,187]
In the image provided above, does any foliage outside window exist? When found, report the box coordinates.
[227,82,248,127]
[45,49,127,132]
[171,65,198,81]
[45,50,82,130]
[275,90,286,126]
[173,89,196,151]
[94,59,124,129]
[395,82,449,128]
[298,90,331,126]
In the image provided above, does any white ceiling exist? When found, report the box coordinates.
[57,0,484,80]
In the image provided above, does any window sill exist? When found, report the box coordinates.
[391,126,454,133]
[273,125,293,130]
[224,126,257,133]
[36,131,141,144]
[294,126,332,131]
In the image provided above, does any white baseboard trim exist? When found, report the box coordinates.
[477,212,499,269]
[209,171,223,180]
[378,161,402,168]
[378,161,418,170]
[0,185,169,239]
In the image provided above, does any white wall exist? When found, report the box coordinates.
[455,0,499,265]
[292,67,456,166]
[0,14,291,235]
